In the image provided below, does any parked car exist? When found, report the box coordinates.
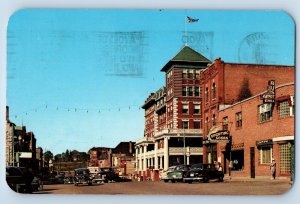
[164,164,191,183]
[6,166,34,193]
[64,176,74,184]
[183,163,224,183]
[74,168,92,186]
[160,166,176,181]
[96,167,122,183]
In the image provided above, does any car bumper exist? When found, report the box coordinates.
[183,177,204,182]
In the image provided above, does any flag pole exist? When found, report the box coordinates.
[184,12,188,46]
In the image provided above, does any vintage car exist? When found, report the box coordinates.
[6,166,34,193]
[160,166,176,181]
[74,168,92,186]
[163,164,191,183]
[183,163,224,183]
[95,167,123,183]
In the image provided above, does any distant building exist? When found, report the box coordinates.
[5,106,15,166]
[88,147,112,170]
[112,141,135,176]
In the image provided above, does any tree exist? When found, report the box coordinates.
[238,78,252,101]
[44,150,53,164]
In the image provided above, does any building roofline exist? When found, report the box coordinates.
[219,82,294,111]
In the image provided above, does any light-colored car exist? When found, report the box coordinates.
[160,166,176,180]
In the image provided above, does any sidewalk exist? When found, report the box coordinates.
[223,175,292,183]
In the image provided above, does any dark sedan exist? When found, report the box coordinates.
[74,168,92,186]
[183,163,224,183]
[163,164,191,183]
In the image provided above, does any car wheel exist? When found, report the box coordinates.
[171,180,175,183]
[218,176,224,182]
[164,179,168,183]
[203,177,209,183]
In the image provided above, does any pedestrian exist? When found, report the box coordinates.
[270,159,276,180]
[217,162,223,172]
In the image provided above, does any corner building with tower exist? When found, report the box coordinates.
[134,45,294,181]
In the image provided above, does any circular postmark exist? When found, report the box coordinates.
[238,32,274,64]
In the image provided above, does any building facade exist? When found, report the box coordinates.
[217,83,294,178]
[135,45,294,180]
[201,58,295,165]
[135,46,210,181]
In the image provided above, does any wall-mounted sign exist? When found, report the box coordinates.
[203,130,230,144]
[256,139,273,147]
[261,80,275,103]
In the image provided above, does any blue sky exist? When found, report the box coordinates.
[7,9,295,154]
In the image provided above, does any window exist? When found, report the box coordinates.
[278,100,290,118]
[188,87,193,96]
[258,103,272,122]
[182,69,187,78]
[280,143,291,174]
[205,117,209,132]
[205,87,209,103]
[182,104,189,114]
[188,70,193,79]
[259,147,272,164]
[212,114,216,126]
[193,104,200,114]
[182,87,187,96]
[195,70,200,79]
[212,82,216,100]
[182,121,189,129]
[194,121,201,129]
[236,112,242,128]
[222,117,228,131]
[195,87,200,97]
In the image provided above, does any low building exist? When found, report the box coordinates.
[88,147,112,172]
[218,82,294,179]
[112,141,135,176]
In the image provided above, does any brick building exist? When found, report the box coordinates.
[135,45,294,180]
[218,83,294,178]
[88,147,112,170]
[201,58,294,165]
[112,141,135,176]
[135,46,210,181]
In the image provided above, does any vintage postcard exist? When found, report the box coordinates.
[5,9,295,195]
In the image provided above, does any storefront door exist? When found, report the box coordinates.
[250,147,255,178]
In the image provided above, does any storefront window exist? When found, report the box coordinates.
[231,150,244,171]
[280,143,291,174]
[259,146,272,164]
[236,112,242,128]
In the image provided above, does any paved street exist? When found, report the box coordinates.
[36,179,292,195]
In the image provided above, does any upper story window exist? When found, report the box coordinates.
[222,116,228,131]
[278,97,294,118]
[182,104,189,114]
[193,104,200,114]
[182,121,189,129]
[182,69,187,79]
[205,117,209,132]
[188,87,193,96]
[195,70,200,79]
[212,114,216,126]
[195,87,200,97]
[236,112,242,128]
[193,120,201,129]
[258,103,272,123]
[212,82,216,100]
[188,70,194,79]
[205,87,209,103]
[182,87,187,96]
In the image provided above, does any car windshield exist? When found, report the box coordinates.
[190,164,203,170]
